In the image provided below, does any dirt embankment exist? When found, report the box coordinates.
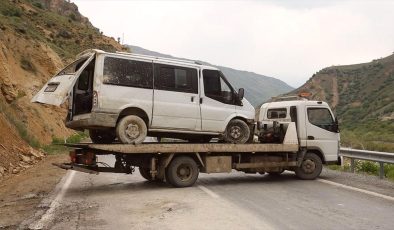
[0,0,125,180]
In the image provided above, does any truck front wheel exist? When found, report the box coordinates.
[166,156,199,187]
[295,152,322,180]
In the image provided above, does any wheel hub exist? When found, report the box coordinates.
[302,159,316,174]
[177,164,192,181]
[125,123,140,139]
[230,126,242,139]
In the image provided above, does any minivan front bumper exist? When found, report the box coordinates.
[66,112,118,130]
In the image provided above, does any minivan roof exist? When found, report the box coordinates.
[77,49,219,70]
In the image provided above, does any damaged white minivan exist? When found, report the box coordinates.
[32,49,255,144]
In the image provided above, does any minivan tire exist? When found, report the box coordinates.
[116,115,147,144]
[223,119,250,144]
[89,129,116,144]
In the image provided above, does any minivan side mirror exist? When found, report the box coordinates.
[238,88,244,101]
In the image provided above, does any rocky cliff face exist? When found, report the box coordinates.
[0,0,125,179]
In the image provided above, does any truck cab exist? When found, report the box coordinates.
[257,98,340,164]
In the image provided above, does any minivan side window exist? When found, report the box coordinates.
[155,64,198,94]
[267,108,287,119]
[307,108,334,131]
[103,57,153,89]
[203,70,234,104]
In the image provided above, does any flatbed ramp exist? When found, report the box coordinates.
[64,143,299,154]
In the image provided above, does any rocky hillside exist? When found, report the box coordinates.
[0,0,124,178]
[293,54,394,151]
[129,45,293,106]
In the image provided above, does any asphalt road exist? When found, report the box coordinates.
[25,155,394,230]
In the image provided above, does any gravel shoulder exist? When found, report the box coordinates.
[0,154,67,229]
[320,167,394,197]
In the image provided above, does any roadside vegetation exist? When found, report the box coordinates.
[43,132,89,155]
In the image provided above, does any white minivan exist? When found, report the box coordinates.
[32,49,255,144]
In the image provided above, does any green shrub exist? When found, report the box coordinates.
[32,2,43,9]
[20,57,36,72]
[2,7,22,17]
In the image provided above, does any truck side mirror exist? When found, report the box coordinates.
[238,88,244,101]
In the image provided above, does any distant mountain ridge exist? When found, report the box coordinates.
[128,45,293,106]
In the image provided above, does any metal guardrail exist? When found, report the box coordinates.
[339,147,394,179]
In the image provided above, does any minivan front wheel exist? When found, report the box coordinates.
[116,115,147,144]
[223,119,250,144]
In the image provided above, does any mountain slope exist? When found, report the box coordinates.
[0,0,124,178]
[129,45,293,106]
[292,54,394,151]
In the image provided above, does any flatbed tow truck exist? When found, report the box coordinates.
[54,122,330,187]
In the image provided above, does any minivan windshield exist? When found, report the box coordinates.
[56,56,90,76]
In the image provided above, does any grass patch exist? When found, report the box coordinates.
[329,159,394,181]
[43,132,89,155]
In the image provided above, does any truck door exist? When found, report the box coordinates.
[31,54,95,106]
[305,106,339,161]
[152,64,201,130]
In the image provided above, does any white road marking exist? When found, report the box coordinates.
[29,171,76,229]
[198,185,220,198]
[317,179,394,202]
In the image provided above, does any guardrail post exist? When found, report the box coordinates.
[350,158,355,173]
[379,162,384,179]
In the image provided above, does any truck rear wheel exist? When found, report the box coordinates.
[165,156,199,187]
[223,119,250,144]
[116,115,147,144]
[89,129,116,144]
[295,152,322,180]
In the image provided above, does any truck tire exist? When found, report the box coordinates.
[116,115,147,144]
[268,169,285,176]
[223,119,250,144]
[138,167,156,181]
[89,129,116,144]
[165,156,199,187]
[295,152,322,180]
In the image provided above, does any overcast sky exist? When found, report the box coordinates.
[73,0,394,87]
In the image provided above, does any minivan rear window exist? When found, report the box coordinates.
[103,57,153,89]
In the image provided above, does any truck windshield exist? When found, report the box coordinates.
[56,56,90,76]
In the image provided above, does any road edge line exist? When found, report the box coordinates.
[198,185,220,198]
[28,170,76,229]
[317,179,394,202]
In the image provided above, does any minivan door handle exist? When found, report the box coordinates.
[191,96,195,102]
[199,98,203,104]
[308,136,315,140]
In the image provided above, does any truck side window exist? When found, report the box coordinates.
[307,108,334,131]
[103,57,153,89]
[267,108,287,119]
[203,70,234,104]
[155,65,198,94]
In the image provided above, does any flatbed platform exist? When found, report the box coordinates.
[64,143,299,154]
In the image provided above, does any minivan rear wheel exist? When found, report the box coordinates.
[89,129,116,144]
[223,119,250,144]
[116,115,147,144]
